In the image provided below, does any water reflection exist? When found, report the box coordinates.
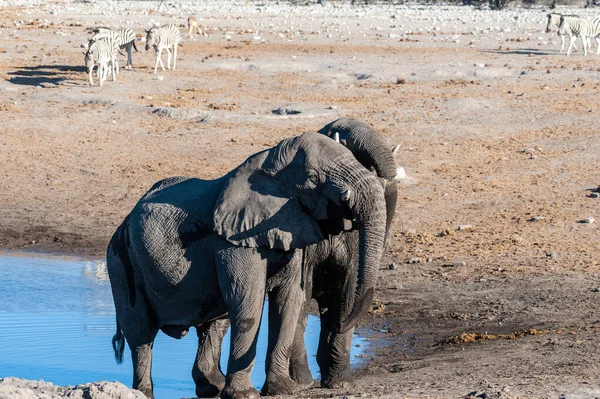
[0,252,367,399]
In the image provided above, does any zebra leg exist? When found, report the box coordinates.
[560,34,565,52]
[567,35,577,56]
[166,48,172,70]
[596,37,600,54]
[88,66,94,87]
[111,59,117,81]
[154,49,162,74]
[126,44,133,69]
[173,44,177,71]
[582,36,589,56]
[99,62,105,86]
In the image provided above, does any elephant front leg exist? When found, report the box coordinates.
[193,319,230,398]
[317,308,354,389]
[288,302,315,387]
[218,247,267,399]
[262,254,304,396]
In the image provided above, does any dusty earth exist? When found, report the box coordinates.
[1,1,600,398]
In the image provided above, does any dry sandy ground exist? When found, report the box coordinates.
[1,1,600,398]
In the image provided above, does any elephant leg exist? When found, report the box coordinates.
[316,307,354,389]
[193,319,229,398]
[288,308,314,388]
[217,247,267,399]
[262,255,304,395]
[130,339,157,399]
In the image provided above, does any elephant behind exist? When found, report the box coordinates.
[106,131,388,399]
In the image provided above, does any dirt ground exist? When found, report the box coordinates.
[1,1,600,398]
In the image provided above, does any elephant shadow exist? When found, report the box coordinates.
[7,65,85,86]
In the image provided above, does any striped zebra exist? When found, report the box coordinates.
[558,15,600,56]
[92,27,138,69]
[83,37,116,86]
[546,13,579,53]
[145,24,181,74]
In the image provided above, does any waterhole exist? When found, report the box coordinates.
[0,252,367,399]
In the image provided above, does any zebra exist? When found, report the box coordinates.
[83,37,116,86]
[92,27,138,69]
[145,24,181,74]
[546,13,579,53]
[88,34,119,80]
[187,16,203,39]
[558,15,596,56]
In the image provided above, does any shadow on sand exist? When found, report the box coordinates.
[7,65,85,86]
[480,48,556,56]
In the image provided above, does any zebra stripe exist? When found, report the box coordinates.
[84,37,116,86]
[145,24,181,74]
[558,16,594,56]
[92,27,138,68]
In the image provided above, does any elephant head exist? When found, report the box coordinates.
[318,117,400,248]
[213,132,387,332]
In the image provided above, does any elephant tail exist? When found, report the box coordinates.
[112,319,125,364]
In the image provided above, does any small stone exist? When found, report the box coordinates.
[457,224,472,231]
[529,216,544,222]
[453,261,466,267]
[396,77,405,84]
[592,288,600,293]
[524,148,535,154]
[387,262,398,270]
[580,217,595,224]
[406,257,422,264]
[589,192,599,198]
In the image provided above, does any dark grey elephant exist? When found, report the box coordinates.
[106,131,387,399]
[194,118,401,394]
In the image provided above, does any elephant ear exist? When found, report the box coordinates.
[214,151,324,251]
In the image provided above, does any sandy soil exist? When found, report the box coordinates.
[1,1,600,398]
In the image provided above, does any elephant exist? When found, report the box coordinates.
[193,117,401,394]
[106,131,387,399]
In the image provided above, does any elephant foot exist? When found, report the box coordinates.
[220,386,259,399]
[321,374,353,389]
[194,369,225,397]
[196,380,224,398]
[261,376,301,396]
[290,364,315,388]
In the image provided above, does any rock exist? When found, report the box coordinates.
[453,260,466,267]
[152,107,209,121]
[589,192,600,198]
[406,257,422,264]
[457,224,472,231]
[528,216,544,222]
[272,106,301,115]
[387,262,398,270]
[353,73,373,80]
[592,288,600,293]
[579,217,595,224]
[0,377,146,399]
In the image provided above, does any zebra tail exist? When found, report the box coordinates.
[111,318,126,364]
[133,41,138,52]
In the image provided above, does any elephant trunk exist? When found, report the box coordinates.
[337,171,387,334]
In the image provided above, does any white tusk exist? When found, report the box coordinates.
[333,132,340,143]
[341,189,352,202]
[392,144,401,156]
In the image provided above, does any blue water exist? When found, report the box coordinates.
[0,252,366,399]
